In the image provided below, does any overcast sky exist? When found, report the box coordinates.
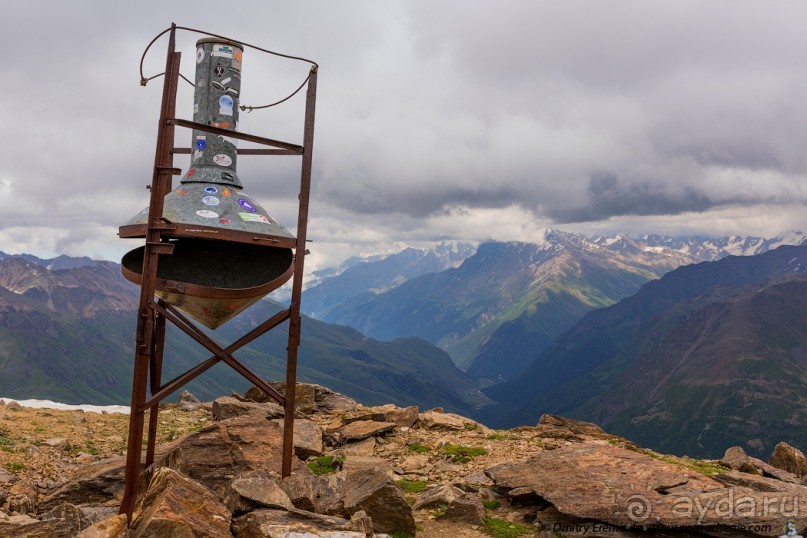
[2,1,806,271]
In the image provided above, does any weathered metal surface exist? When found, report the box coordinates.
[121,239,294,329]
[118,25,316,523]
[123,182,295,240]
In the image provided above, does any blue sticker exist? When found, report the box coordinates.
[204,186,218,195]
[196,138,206,150]
[238,199,256,212]
[202,196,220,206]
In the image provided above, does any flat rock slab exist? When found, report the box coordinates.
[487,442,807,533]
[417,411,485,431]
[226,476,294,514]
[338,420,396,441]
[131,466,231,538]
[232,507,353,537]
[212,396,284,420]
[76,514,128,538]
[344,405,419,428]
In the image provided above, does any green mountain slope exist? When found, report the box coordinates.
[486,244,807,458]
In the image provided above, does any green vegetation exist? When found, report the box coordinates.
[5,462,25,472]
[487,432,510,440]
[308,455,344,476]
[464,423,479,430]
[482,516,534,537]
[396,479,429,493]
[643,450,728,478]
[390,533,414,538]
[440,444,487,463]
[435,503,448,517]
[407,443,431,454]
[482,499,501,510]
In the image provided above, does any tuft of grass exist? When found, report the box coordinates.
[643,450,728,478]
[390,533,414,538]
[407,443,431,454]
[435,503,448,517]
[482,516,534,537]
[308,455,344,476]
[5,462,25,472]
[440,444,487,463]
[487,433,510,441]
[482,499,501,510]
[464,423,479,431]
[396,479,429,493]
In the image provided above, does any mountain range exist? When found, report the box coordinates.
[309,230,805,381]
[485,244,807,458]
[2,230,806,460]
[0,253,477,414]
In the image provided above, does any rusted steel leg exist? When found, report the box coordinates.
[119,306,154,519]
[145,306,166,467]
[282,67,317,478]
[119,24,180,522]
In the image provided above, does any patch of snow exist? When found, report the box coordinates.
[0,397,130,414]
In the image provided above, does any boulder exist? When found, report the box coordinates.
[225,476,294,514]
[338,420,396,442]
[279,418,323,459]
[418,410,484,431]
[211,396,283,421]
[339,436,376,457]
[534,414,616,442]
[342,466,416,536]
[232,508,353,537]
[341,456,397,481]
[7,480,37,515]
[158,415,307,496]
[413,483,484,524]
[720,446,759,474]
[5,401,22,411]
[245,382,358,414]
[178,390,202,412]
[0,468,16,485]
[39,457,128,511]
[281,473,344,515]
[769,442,807,477]
[40,503,91,531]
[130,467,231,537]
[344,404,419,428]
[75,514,129,538]
[486,442,807,532]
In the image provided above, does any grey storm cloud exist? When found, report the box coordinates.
[1,0,806,260]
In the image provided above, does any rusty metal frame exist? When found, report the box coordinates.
[119,24,316,520]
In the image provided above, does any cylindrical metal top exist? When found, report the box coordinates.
[183,39,245,188]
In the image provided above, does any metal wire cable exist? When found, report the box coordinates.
[138,25,317,111]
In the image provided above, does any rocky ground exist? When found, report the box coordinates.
[1,385,806,537]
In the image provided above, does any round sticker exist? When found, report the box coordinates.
[202,196,219,206]
[196,47,204,64]
[196,210,219,218]
[196,138,206,150]
[213,154,232,167]
[204,186,218,194]
[238,199,256,212]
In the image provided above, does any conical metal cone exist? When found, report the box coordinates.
[120,39,295,329]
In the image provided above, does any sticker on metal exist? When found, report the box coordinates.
[202,196,220,206]
[210,81,225,92]
[204,186,218,194]
[219,95,234,116]
[195,137,207,150]
[238,199,257,212]
[222,188,231,197]
[209,121,230,128]
[196,46,204,64]
[213,154,233,167]
[221,172,234,181]
[193,149,203,161]
[195,209,219,218]
[215,63,224,79]
[186,169,197,178]
[212,44,234,58]
[219,219,232,224]
[239,213,269,223]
